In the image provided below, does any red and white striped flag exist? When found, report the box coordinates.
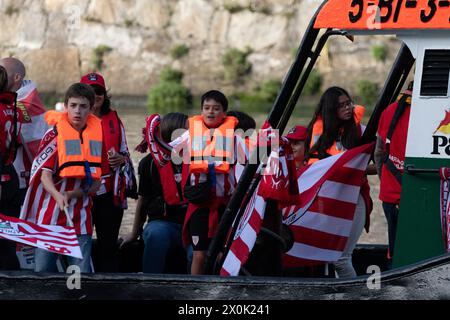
[221,142,374,276]
[439,167,450,252]
[0,214,82,259]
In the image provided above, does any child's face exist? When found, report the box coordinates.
[290,140,305,163]
[337,94,354,121]
[65,96,91,131]
[201,98,226,128]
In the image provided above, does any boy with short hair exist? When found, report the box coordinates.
[20,83,105,273]
[176,90,244,275]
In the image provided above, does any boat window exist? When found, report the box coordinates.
[420,49,450,97]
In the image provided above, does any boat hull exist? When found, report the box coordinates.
[1,245,450,300]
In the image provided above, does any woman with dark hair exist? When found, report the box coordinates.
[306,86,364,162]
[121,112,192,274]
[305,86,372,278]
[80,72,137,272]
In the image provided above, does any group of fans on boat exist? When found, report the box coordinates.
[0,57,412,278]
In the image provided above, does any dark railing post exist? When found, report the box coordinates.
[361,44,415,145]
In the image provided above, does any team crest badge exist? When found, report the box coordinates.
[0,220,25,237]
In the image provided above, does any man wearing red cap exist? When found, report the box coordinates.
[285,125,308,171]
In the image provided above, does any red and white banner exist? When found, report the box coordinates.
[0,214,82,259]
[439,167,450,252]
[221,143,374,276]
[20,128,57,224]
[14,80,48,189]
[16,80,48,158]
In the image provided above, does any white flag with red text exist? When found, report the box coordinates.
[221,143,374,276]
[0,214,82,259]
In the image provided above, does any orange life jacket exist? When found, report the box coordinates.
[188,115,238,174]
[55,113,103,179]
[44,110,64,126]
[308,105,365,164]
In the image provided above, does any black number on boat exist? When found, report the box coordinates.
[349,0,364,22]
[421,0,438,22]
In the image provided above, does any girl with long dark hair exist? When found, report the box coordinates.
[305,86,372,278]
[306,86,362,162]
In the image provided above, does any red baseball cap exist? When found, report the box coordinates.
[286,125,307,141]
[80,72,106,90]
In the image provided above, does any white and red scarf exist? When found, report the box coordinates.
[440,167,450,252]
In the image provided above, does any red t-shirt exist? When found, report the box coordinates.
[0,93,23,165]
[377,100,411,204]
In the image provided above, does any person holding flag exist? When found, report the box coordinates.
[304,86,373,278]
[170,90,249,275]
[220,123,375,277]
[0,65,23,270]
[20,83,108,273]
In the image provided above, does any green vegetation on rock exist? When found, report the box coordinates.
[92,45,112,71]
[372,44,388,62]
[303,70,323,96]
[170,44,190,60]
[222,48,252,83]
[148,68,193,113]
[356,79,379,107]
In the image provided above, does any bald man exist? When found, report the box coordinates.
[0,63,22,270]
[0,57,48,270]
[0,57,26,92]
[0,58,47,207]
[0,57,47,168]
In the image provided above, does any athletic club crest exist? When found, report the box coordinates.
[0,220,25,237]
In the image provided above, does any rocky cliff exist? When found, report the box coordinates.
[0,0,400,100]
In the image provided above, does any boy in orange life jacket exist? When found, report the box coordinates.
[22,83,105,273]
[179,90,241,275]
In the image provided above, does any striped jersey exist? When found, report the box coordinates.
[20,128,108,235]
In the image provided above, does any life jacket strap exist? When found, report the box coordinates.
[383,94,410,185]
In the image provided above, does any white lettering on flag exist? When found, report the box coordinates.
[0,214,82,259]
